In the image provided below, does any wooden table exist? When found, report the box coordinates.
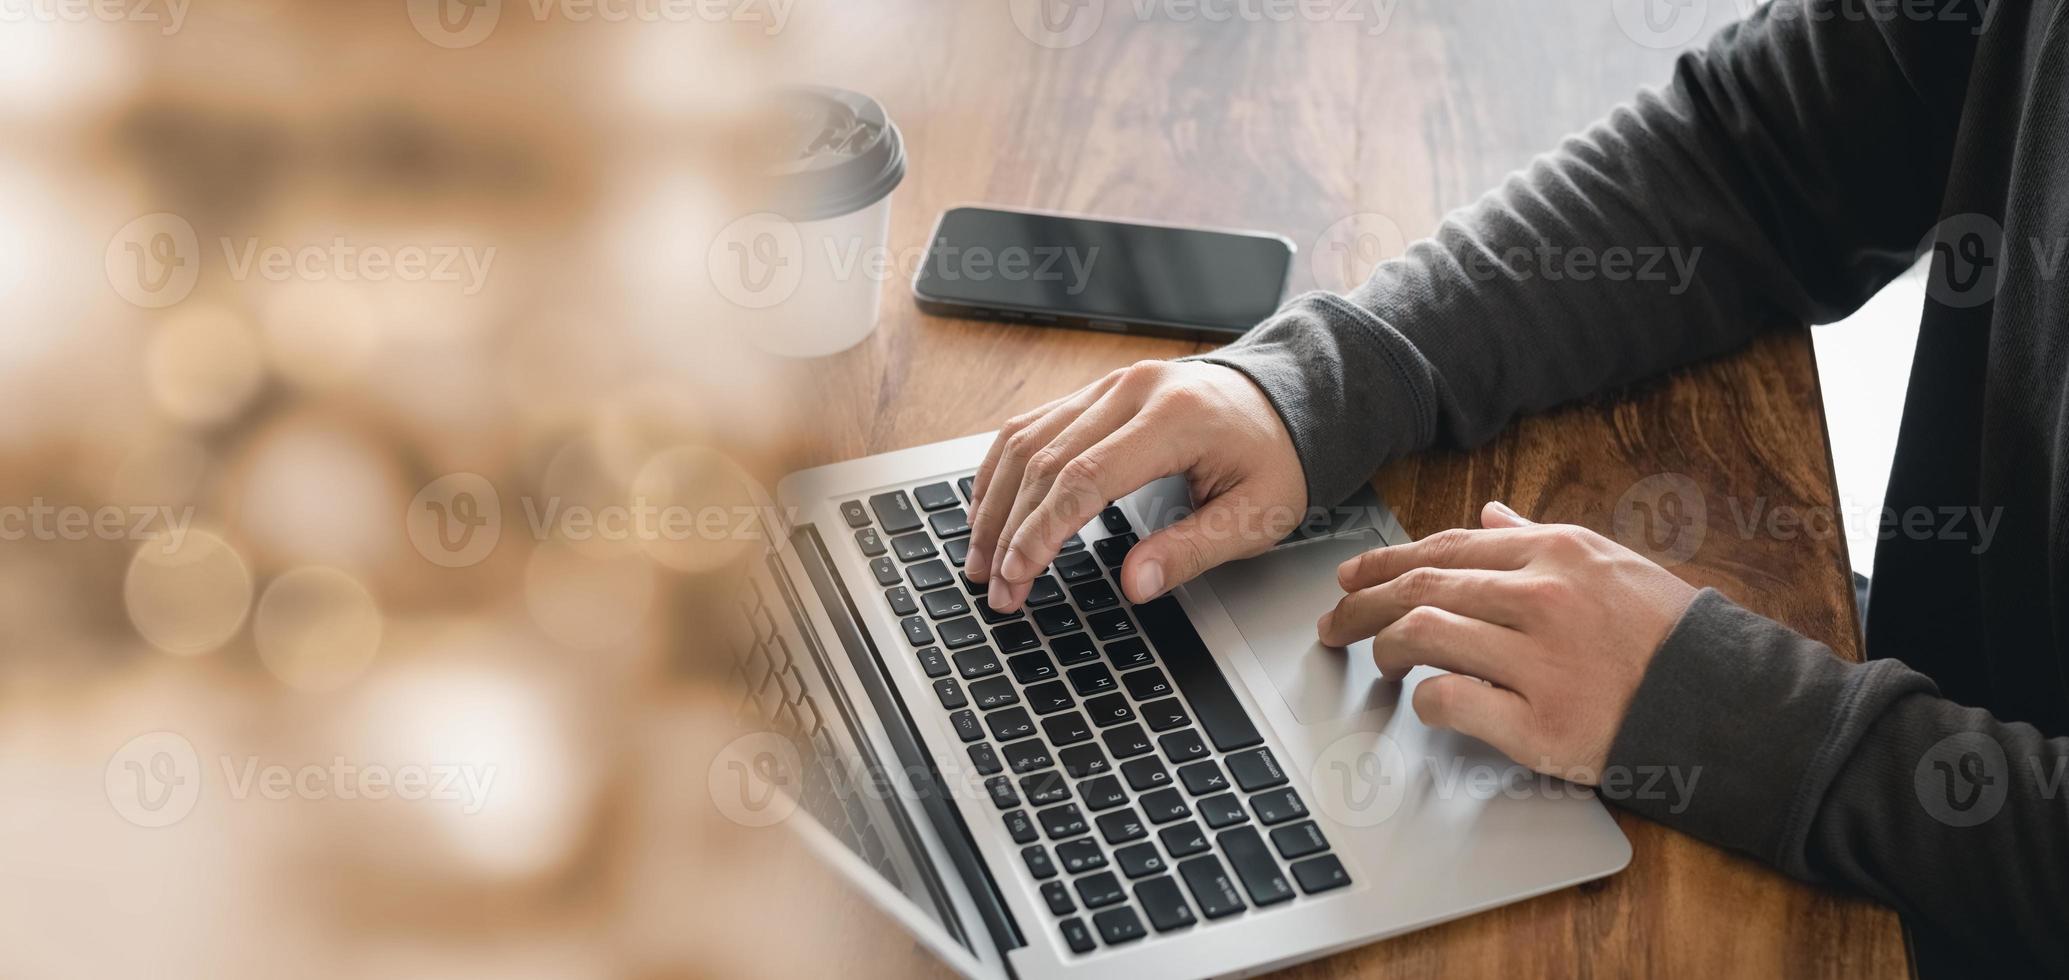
[777,1,1908,975]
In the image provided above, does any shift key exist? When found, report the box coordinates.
[1176,855,1246,919]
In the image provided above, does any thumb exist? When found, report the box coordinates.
[1481,500,1534,528]
[1119,492,1283,603]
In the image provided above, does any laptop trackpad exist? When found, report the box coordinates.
[1201,529,1399,726]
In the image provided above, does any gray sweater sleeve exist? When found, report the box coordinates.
[1197,3,2069,971]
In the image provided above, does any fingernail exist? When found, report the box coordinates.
[1000,549,1031,583]
[1490,501,1520,519]
[1133,559,1164,601]
[966,545,990,581]
[987,577,1009,611]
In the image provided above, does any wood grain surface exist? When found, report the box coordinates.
[775,2,1907,975]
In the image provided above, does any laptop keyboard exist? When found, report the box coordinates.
[843,477,1351,954]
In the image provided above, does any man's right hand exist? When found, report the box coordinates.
[965,360,1308,613]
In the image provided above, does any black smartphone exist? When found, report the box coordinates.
[911,206,1294,343]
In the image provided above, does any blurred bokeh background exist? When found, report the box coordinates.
[0,2,933,976]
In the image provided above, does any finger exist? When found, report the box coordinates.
[1369,605,1529,689]
[999,417,1186,603]
[1121,486,1292,603]
[969,389,1076,514]
[1412,673,1534,762]
[1317,567,1535,646]
[989,389,1148,605]
[1480,500,1534,528]
[967,382,1112,583]
[1337,526,1538,592]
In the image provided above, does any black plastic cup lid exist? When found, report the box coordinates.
[760,86,905,222]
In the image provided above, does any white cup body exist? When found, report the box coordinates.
[715,194,894,358]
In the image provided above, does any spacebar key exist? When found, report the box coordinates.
[1135,596,1262,752]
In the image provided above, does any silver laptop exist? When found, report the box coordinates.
[721,431,1629,980]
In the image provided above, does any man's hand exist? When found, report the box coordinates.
[1319,501,1698,780]
[966,360,1305,613]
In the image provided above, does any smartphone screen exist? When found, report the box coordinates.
[912,207,1293,341]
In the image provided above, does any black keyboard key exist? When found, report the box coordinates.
[951,710,983,743]
[1086,693,1135,727]
[933,679,966,709]
[1089,608,1137,641]
[1101,722,1153,758]
[957,475,976,501]
[1059,916,1095,954]
[1051,632,1099,665]
[1135,877,1195,934]
[1033,604,1082,636]
[969,676,1018,710]
[1140,698,1190,732]
[1139,787,1190,824]
[914,482,958,511]
[1159,821,1210,859]
[1270,821,1329,860]
[1178,760,1230,796]
[1116,842,1169,879]
[1291,854,1352,894]
[1104,636,1152,670]
[900,616,933,646]
[1055,838,1106,874]
[915,646,950,678]
[987,776,1019,810]
[959,571,984,597]
[1002,807,1036,843]
[954,647,1002,679]
[1022,770,1072,807]
[929,508,971,538]
[1024,679,1075,714]
[1226,748,1288,791]
[1198,793,1246,828]
[871,557,900,586]
[840,500,872,528]
[1038,803,1089,839]
[970,743,1002,776]
[944,537,970,566]
[854,527,886,556]
[1042,879,1077,915]
[1122,667,1173,701]
[1067,663,1117,696]
[1054,551,1101,583]
[1138,596,1264,751]
[1007,651,1058,684]
[1059,744,1110,779]
[987,707,1036,741]
[1099,505,1133,535]
[992,621,1041,654]
[1093,532,1136,567]
[907,559,953,591]
[1096,807,1147,845]
[978,600,1023,624]
[885,586,918,615]
[1121,756,1171,792]
[1071,580,1120,612]
[868,491,923,533]
[1004,739,1054,773]
[1022,843,1056,878]
[1078,775,1128,811]
[1041,712,1094,745]
[938,616,985,649]
[1177,855,1246,919]
[922,588,970,620]
[1074,871,1125,909]
[891,532,937,562]
[1093,906,1146,945]
[1218,826,1294,906]
[1250,787,1308,825]
[1159,729,1209,763]
[1025,575,1064,606]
